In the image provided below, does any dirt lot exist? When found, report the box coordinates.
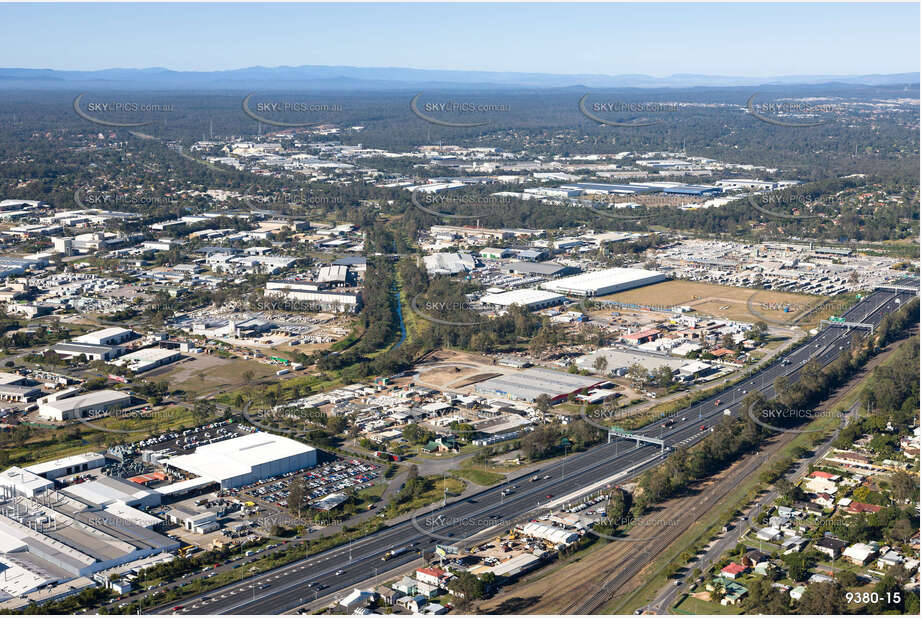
[408,349,507,391]
[147,354,280,397]
[598,280,821,325]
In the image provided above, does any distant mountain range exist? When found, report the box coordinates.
[0,65,916,91]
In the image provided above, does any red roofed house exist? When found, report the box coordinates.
[847,502,883,515]
[710,348,736,358]
[622,328,660,345]
[810,470,839,481]
[720,562,748,579]
[415,567,451,587]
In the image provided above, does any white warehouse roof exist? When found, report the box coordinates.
[74,327,132,344]
[164,432,317,489]
[480,289,565,309]
[24,452,106,479]
[540,267,665,297]
[38,390,131,418]
[0,466,53,497]
[520,521,579,545]
[62,475,159,508]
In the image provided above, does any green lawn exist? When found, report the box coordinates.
[2,406,223,468]
[674,595,743,615]
[355,483,387,506]
[385,476,466,518]
[453,467,506,486]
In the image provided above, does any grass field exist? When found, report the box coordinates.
[386,476,466,518]
[597,280,822,325]
[674,595,743,614]
[453,467,506,486]
[4,406,224,468]
[153,355,281,397]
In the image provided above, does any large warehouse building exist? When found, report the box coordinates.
[474,366,607,403]
[38,390,132,421]
[163,432,317,489]
[480,289,566,311]
[540,267,666,297]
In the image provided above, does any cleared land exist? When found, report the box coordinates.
[149,354,281,396]
[597,280,821,325]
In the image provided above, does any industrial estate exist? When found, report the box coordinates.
[0,4,917,618]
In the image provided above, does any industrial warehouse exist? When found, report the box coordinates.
[0,428,322,607]
[474,366,608,403]
[162,432,318,489]
[480,289,566,310]
[540,267,666,297]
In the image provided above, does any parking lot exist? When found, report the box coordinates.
[227,457,380,511]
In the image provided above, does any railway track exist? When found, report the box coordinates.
[563,448,774,614]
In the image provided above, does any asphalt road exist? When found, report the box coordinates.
[643,396,865,615]
[150,285,916,615]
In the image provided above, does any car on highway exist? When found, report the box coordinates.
[546,494,553,499]
[335,569,344,575]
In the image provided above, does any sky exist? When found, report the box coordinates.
[1,2,918,76]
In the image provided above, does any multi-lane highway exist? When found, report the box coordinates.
[153,284,917,615]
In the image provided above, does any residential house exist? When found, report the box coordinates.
[742,550,771,569]
[877,550,904,570]
[814,537,848,559]
[415,579,441,597]
[339,589,376,611]
[756,527,782,542]
[375,586,401,606]
[843,542,879,566]
[415,567,451,588]
[769,515,791,529]
[397,595,428,613]
[720,562,748,579]
[393,576,417,596]
[814,493,836,509]
[781,536,808,553]
[422,603,449,615]
[707,577,748,606]
[846,501,883,515]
